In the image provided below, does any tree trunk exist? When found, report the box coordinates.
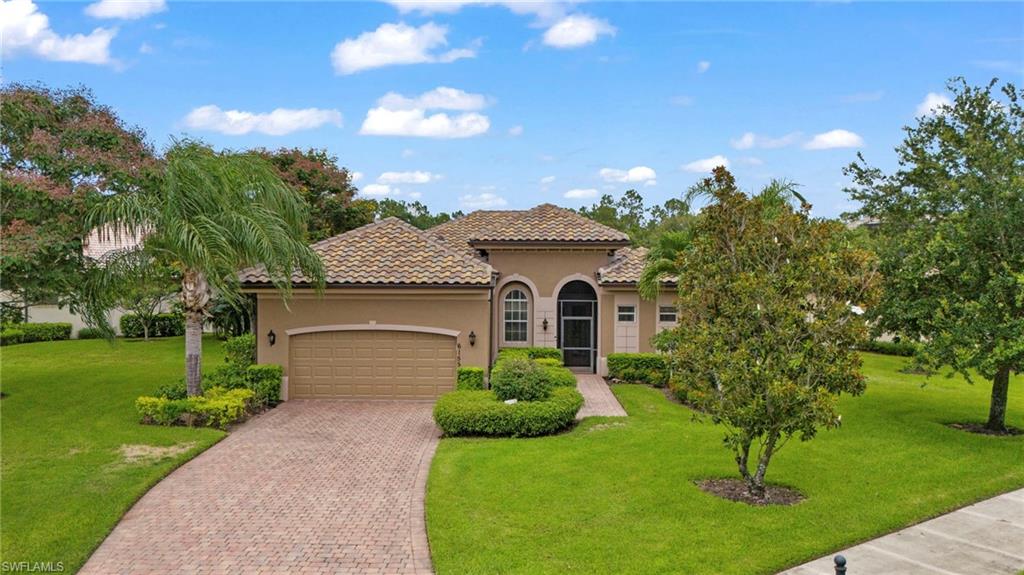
[180,269,211,397]
[986,365,1011,432]
[735,435,753,486]
[143,321,150,341]
[748,432,779,499]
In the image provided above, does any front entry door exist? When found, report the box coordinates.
[560,301,595,370]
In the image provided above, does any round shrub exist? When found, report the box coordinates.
[490,357,551,402]
[542,365,576,388]
[433,387,584,437]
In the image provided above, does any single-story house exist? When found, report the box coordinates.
[241,203,677,400]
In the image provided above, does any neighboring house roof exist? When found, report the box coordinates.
[83,225,145,260]
[428,203,629,253]
[597,246,676,286]
[239,217,494,287]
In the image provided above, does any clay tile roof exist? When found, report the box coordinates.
[467,203,630,244]
[428,204,629,254]
[240,217,494,286]
[597,246,674,286]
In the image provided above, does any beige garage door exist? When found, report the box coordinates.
[288,330,457,399]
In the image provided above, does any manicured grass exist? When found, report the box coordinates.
[1,336,226,572]
[426,353,1024,574]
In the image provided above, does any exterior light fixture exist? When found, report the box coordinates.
[268,330,276,346]
[542,318,549,331]
[468,331,477,346]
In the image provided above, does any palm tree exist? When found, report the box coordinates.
[84,141,324,396]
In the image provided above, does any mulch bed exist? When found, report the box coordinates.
[948,422,1022,436]
[696,478,805,506]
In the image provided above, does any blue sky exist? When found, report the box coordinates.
[3,1,1022,217]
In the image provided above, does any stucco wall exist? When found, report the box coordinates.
[253,288,492,377]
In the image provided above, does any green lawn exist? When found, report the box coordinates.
[0,336,226,572]
[426,353,1024,574]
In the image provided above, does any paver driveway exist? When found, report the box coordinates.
[81,400,439,575]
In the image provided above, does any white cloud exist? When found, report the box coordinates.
[331,22,475,75]
[540,175,556,184]
[377,170,441,184]
[361,184,396,197]
[916,92,952,117]
[389,1,571,25]
[738,157,764,166]
[804,129,864,150]
[697,60,711,73]
[1,0,117,65]
[401,148,416,158]
[85,0,166,20]
[508,125,524,136]
[681,155,729,173]
[543,14,615,48]
[564,188,598,199]
[138,42,153,54]
[730,131,801,150]
[599,166,657,186]
[377,86,487,111]
[460,192,508,209]
[350,171,364,183]
[359,87,490,139]
[183,105,343,136]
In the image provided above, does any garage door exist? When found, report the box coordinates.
[288,330,457,399]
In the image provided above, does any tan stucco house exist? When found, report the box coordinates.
[241,204,676,401]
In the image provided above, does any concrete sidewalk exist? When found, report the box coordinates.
[575,374,627,419]
[780,488,1024,575]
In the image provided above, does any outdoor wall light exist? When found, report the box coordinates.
[542,318,549,331]
[268,330,276,346]
[468,331,477,346]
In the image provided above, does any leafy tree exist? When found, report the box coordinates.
[578,189,692,246]
[650,168,879,498]
[373,198,463,229]
[845,78,1023,432]
[256,148,370,241]
[0,84,159,313]
[99,247,178,340]
[84,141,325,396]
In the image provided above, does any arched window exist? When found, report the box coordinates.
[503,289,529,342]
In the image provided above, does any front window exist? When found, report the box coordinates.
[617,305,636,323]
[504,289,528,342]
[658,305,677,323]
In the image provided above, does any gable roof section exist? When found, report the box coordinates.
[597,246,675,286]
[240,217,494,287]
[428,203,629,253]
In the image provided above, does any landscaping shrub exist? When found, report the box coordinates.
[857,339,918,357]
[433,387,584,437]
[491,357,552,401]
[119,313,185,338]
[456,366,485,390]
[497,347,563,362]
[607,353,669,387]
[542,364,576,388]
[15,323,72,343]
[533,358,562,367]
[136,387,254,429]
[76,327,104,339]
[0,328,25,346]
[155,379,189,400]
[246,364,283,406]
[224,333,256,366]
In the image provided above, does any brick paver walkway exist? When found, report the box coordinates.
[779,487,1024,575]
[81,401,439,575]
[575,374,627,419]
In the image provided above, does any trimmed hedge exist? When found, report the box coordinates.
[433,387,584,437]
[224,333,256,365]
[491,357,551,401]
[136,387,254,429]
[457,366,485,390]
[497,347,563,362]
[14,322,72,343]
[246,364,283,407]
[120,313,185,338]
[76,327,104,339]
[1,328,25,346]
[857,339,918,357]
[542,364,576,388]
[607,353,669,387]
